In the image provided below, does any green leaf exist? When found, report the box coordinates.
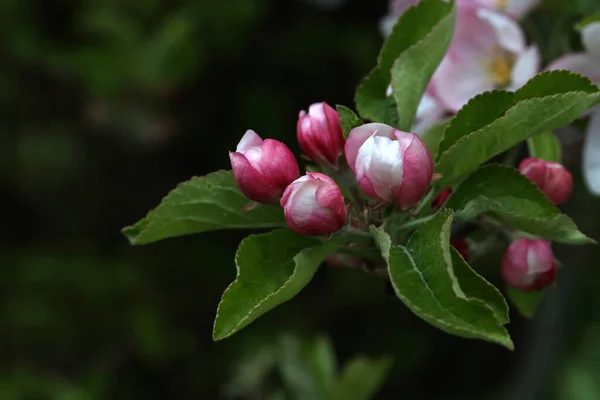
[306,336,337,397]
[371,210,513,349]
[506,286,546,319]
[122,171,286,245]
[277,334,322,400]
[355,0,455,125]
[450,247,509,325]
[419,118,451,156]
[527,131,562,162]
[576,12,600,31]
[391,2,455,131]
[337,105,362,140]
[445,165,594,244]
[213,229,339,340]
[435,71,600,187]
[330,356,392,400]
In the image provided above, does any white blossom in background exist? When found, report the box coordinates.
[382,1,540,134]
[548,22,600,196]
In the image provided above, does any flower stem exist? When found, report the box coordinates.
[414,189,436,215]
[395,214,436,231]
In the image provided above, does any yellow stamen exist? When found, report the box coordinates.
[490,57,512,86]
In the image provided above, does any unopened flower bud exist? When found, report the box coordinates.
[501,239,557,292]
[280,172,347,236]
[345,123,433,209]
[519,157,573,205]
[451,237,469,260]
[297,102,345,167]
[230,130,300,204]
[432,187,452,209]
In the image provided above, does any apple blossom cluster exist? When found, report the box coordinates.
[230,100,574,293]
[229,102,434,236]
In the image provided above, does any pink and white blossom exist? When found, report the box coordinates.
[230,130,300,204]
[297,102,345,167]
[430,6,540,113]
[345,123,433,209]
[280,172,346,236]
[502,239,557,292]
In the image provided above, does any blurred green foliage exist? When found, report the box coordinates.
[2,0,600,398]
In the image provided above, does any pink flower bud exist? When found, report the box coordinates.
[451,236,469,261]
[297,102,345,166]
[345,123,433,210]
[518,157,573,205]
[501,239,557,292]
[432,187,452,210]
[280,172,346,236]
[230,130,300,204]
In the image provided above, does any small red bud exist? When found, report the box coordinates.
[451,236,469,260]
[501,238,557,292]
[432,187,452,209]
[230,130,300,204]
[297,102,345,167]
[519,158,573,205]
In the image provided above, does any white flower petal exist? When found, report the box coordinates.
[509,45,540,90]
[476,8,526,54]
[582,22,600,59]
[413,93,445,133]
[236,129,263,152]
[356,135,403,201]
[379,14,398,38]
[583,111,600,196]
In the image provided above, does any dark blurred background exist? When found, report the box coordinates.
[2,0,600,398]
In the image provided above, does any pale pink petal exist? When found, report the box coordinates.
[450,6,498,60]
[476,8,525,54]
[413,93,445,133]
[236,129,263,152]
[432,56,495,113]
[509,45,540,90]
[547,53,600,85]
[583,111,600,196]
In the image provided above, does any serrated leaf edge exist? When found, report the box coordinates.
[435,90,600,185]
[391,1,456,130]
[447,165,595,244]
[355,0,453,121]
[373,225,513,349]
[212,231,335,341]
